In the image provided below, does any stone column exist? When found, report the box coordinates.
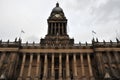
[55,23,56,35]
[59,53,62,80]
[62,23,64,35]
[0,52,6,69]
[18,53,26,80]
[114,52,120,70]
[48,23,50,34]
[106,52,112,67]
[96,52,104,76]
[8,53,17,79]
[51,23,53,35]
[58,23,60,35]
[87,53,94,80]
[107,52,112,62]
[73,54,78,80]
[26,54,33,80]
[35,54,40,80]
[66,54,70,80]
[51,53,55,80]
[80,53,85,79]
[64,23,66,34]
[43,54,48,80]
[106,52,115,74]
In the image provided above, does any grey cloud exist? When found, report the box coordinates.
[92,0,120,24]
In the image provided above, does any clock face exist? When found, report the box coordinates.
[55,14,60,17]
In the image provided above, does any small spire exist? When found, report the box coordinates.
[56,2,59,7]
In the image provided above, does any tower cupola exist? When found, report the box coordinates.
[40,3,74,46]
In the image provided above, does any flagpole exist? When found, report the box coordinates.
[92,32,94,38]
[19,30,25,39]
[116,30,120,39]
[19,31,22,39]
[92,30,96,39]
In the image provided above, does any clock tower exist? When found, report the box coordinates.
[40,3,74,46]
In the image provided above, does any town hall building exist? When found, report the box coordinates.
[0,3,120,80]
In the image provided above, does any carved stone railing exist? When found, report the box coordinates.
[0,38,120,49]
[21,42,93,49]
[93,42,120,48]
[0,42,20,47]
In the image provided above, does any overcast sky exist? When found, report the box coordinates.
[0,0,120,43]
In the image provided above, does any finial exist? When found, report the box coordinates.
[56,2,59,7]
[15,37,17,42]
[103,40,105,44]
[19,38,22,43]
[96,38,98,42]
[26,41,28,44]
[116,38,119,43]
[0,39,2,43]
[110,40,112,43]
[92,38,95,42]
[33,41,35,44]
[86,42,88,46]
[7,39,9,43]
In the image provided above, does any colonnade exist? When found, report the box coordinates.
[48,23,66,35]
[0,51,119,80]
[0,52,120,80]
[17,53,95,80]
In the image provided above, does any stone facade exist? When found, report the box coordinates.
[0,3,120,80]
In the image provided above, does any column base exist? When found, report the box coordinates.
[51,76,55,80]
[81,76,87,80]
[42,77,47,80]
[26,76,31,80]
[59,76,62,80]
[66,76,71,80]
[17,77,23,80]
[89,76,95,80]
[34,76,40,80]
[74,76,78,80]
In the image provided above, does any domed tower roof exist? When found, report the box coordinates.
[48,3,66,20]
[52,3,63,12]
